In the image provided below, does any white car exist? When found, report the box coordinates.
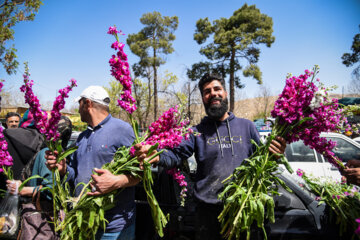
[285,132,360,181]
[353,136,360,144]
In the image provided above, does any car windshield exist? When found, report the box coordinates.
[285,140,316,162]
[325,137,360,163]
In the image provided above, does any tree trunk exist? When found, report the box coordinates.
[145,71,152,126]
[187,83,191,121]
[229,45,236,112]
[153,48,158,121]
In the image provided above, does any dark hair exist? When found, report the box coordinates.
[5,112,21,120]
[58,116,72,149]
[198,73,226,96]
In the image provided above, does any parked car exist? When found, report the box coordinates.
[285,132,360,180]
[353,136,360,144]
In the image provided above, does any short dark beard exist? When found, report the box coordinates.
[204,97,228,120]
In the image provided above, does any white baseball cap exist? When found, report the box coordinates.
[75,86,110,106]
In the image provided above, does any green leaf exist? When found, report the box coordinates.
[256,200,264,228]
[77,210,83,228]
[88,210,95,228]
[58,146,78,163]
[56,140,63,155]
[93,197,103,207]
[18,175,43,192]
[266,198,275,223]
[146,143,159,157]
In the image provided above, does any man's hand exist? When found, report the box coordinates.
[88,168,140,196]
[133,143,160,169]
[45,150,67,175]
[269,136,286,158]
[341,159,360,186]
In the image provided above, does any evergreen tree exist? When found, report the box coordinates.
[127,11,178,121]
[190,4,275,111]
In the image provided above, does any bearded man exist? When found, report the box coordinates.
[134,73,286,240]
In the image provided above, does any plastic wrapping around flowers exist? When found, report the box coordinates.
[0,192,19,237]
[218,66,351,240]
[58,26,193,240]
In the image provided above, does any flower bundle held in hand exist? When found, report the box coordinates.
[59,107,192,240]
[271,66,348,169]
[58,26,191,240]
[218,66,349,240]
[296,169,360,238]
[0,81,14,180]
[143,106,190,207]
[20,64,78,230]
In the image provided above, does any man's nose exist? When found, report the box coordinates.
[210,89,218,97]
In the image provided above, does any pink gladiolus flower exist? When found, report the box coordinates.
[144,106,192,204]
[271,67,349,169]
[167,168,188,206]
[21,71,77,141]
[296,169,304,177]
[107,26,124,35]
[107,27,136,114]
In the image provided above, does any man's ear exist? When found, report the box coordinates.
[85,99,92,109]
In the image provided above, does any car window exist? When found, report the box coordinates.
[326,137,360,163]
[285,140,316,162]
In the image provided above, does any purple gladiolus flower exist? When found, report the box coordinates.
[271,67,349,169]
[0,81,14,177]
[21,71,77,141]
[296,169,305,177]
[107,27,136,114]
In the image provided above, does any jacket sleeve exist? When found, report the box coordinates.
[159,130,196,169]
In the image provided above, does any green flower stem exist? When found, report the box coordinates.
[51,169,58,229]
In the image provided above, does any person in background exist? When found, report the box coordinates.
[45,86,139,240]
[134,73,286,240]
[0,110,44,194]
[6,116,73,240]
[7,116,72,197]
[5,112,21,129]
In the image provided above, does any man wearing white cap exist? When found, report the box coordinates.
[46,85,138,240]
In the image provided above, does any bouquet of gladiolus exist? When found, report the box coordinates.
[218,66,350,240]
[58,26,191,240]
[296,169,360,238]
[20,63,78,230]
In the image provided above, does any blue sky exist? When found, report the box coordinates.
[1,0,360,109]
